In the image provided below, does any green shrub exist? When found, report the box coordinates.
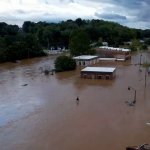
[55,55,76,72]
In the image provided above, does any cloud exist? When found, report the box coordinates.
[92,0,150,29]
[0,0,150,29]
[95,12,127,21]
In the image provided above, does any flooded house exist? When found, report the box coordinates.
[73,55,99,66]
[96,46,131,61]
[80,67,116,80]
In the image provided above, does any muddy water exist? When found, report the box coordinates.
[0,53,150,150]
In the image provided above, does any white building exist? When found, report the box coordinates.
[102,42,108,46]
[81,67,116,80]
[73,55,99,66]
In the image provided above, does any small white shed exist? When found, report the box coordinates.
[73,55,99,66]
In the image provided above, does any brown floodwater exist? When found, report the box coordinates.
[0,52,150,150]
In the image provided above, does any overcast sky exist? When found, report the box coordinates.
[0,0,150,29]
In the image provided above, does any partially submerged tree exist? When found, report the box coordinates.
[130,39,141,51]
[55,55,76,72]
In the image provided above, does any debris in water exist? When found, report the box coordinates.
[39,66,55,75]
[126,144,150,150]
[125,101,135,106]
[22,84,28,86]
[76,96,79,106]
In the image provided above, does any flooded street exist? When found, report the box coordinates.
[0,53,150,150]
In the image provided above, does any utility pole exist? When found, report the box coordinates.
[139,54,142,72]
[140,54,142,65]
[144,58,148,88]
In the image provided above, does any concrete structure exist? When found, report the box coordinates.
[124,41,132,46]
[102,42,108,46]
[96,46,131,61]
[73,55,99,66]
[81,67,116,80]
[99,58,116,61]
[99,58,125,62]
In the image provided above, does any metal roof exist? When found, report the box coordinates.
[99,58,116,61]
[99,46,130,52]
[81,67,116,73]
[73,55,98,60]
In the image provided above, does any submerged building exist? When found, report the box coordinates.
[81,67,116,80]
[73,55,99,66]
[96,46,131,61]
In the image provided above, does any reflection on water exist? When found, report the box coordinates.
[0,53,150,150]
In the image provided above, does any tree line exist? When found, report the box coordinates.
[0,18,150,62]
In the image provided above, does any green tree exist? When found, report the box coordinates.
[84,26,100,42]
[75,18,86,26]
[141,44,148,50]
[61,29,70,48]
[1,19,150,63]
[69,29,91,56]
[145,38,150,45]
[22,21,35,33]
[130,39,141,51]
[55,55,76,72]
[97,37,103,46]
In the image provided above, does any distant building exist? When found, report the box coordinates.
[73,55,99,66]
[99,58,116,61]
[44,49,62,55]
[139,40,145,43]
[99,57,127,62]
[81,67,116,80]
[90,42,97,47]
[124,41,132,45]
[97,46,131,61]
[102,42,108,46]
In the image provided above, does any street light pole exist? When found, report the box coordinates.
[144,58,148,88]
[133,90,136,104]
[139,54,142,72]
[140,54,142,65]
[145,68,147,88]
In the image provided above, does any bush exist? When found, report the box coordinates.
[55,55,76,72]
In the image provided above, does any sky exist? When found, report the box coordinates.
[0,0,150,29]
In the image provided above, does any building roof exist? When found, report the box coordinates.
[81,67,116,73]
[73,55,98,60]
[116,58,125,61]
[99,58,116,61]
[99,46,130,52]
